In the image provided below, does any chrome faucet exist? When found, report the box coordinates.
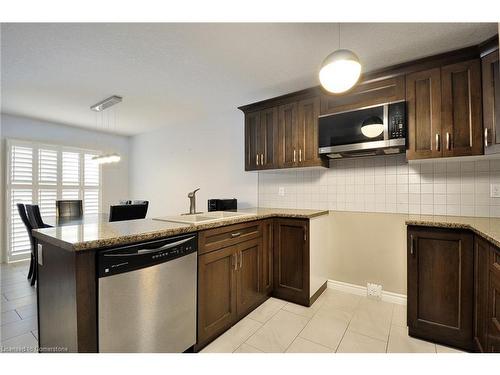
[188,188,200,215]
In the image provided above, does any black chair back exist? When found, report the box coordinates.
[17,203,34,244]
[26,204,52,229]
[56,200,83,218]
[109,202,148,222]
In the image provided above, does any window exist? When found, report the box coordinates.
[6,140,102,261]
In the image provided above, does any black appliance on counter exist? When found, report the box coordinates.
[208,199,237,212]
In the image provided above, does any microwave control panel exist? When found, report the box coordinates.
[388,102,406,139]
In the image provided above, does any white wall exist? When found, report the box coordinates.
[130,111,257,217]
[1,114,130,262]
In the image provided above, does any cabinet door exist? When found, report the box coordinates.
[261,219,273,296]
[273,219,310,306]
[487,245,500,353]
[297,97,321,166]
[474,236,490,352]
[260,107,278,169]
[197,247,237,347]
[482,50,500,154]
[441,59,483,157]
[278,103,298,168]
[236,238,262,318]
[407,227,473,350]
[245,111,260,171]
[406,68,442,160]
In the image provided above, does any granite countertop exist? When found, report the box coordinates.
[406,215,500,248]
[32,207,329,251]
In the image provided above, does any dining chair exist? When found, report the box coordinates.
[16,203,36,286]
[56,199,83,218]
[26,204,52,229]
[109,202,149,222]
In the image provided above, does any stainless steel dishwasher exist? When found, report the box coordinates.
[97,233,197,353]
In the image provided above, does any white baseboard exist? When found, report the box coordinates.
[327,279,407,305]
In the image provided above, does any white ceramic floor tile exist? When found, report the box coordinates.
[387,325,436,353]
[0,317,38,341]
[320,289,361,314]
[336,331,387,353]
[391,304,407,327]
[233,343,263,353]
[436,344,465,353]
[201,317,262,353]
[3,286,36,301]
[299,306,350,350]
[247,297,286,323]
[0,295,36,313]
[31,329,38,340]
[282,298,324,319]
[0,332,38,352]
[286,337,331,353]
[1,310,22,326]
[15,304,37,320]
[246,310,309,353]
[347,300,394,341]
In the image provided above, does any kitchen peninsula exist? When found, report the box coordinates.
[32,208,330,352]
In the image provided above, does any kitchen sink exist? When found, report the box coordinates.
[153,211,255,225]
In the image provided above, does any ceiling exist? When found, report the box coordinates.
[1,23,497,136]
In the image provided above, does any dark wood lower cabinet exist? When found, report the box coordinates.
[273,218,310,306]
[407,227,474,351]
[487,245,500,352]
[474,236,490,352]
[408,226,500,353]
[261,219,273,296]
[197,246,237,348]
[236,238,262,319]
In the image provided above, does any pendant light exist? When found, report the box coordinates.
[90,95,122,165]
[361,116,384,138]
[319,24,362,94]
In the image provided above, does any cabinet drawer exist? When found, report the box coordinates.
[199,221,262,255]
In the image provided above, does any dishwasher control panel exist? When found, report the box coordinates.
[97,233,197,277]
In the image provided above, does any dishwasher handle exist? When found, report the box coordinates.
[103,236,196,257]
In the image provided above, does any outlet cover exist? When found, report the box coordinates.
[367,282,382,299]
[491,183,500,198]
[278,186,285,196]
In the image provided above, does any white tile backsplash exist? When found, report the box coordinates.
[258,154,500,218]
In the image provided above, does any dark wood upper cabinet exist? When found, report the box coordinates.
[245,111,260,170]
[482,49,500,154]
[197,246,237,348]
[260,107,278,169]
[278,102,299,168]
[273,218,310,306]
[236,238,262,319]
[297,97,323,166]
[407,227,474,351]
[441,59,483,157]
[406,68,442,160]
[320,76,405,115]
[474,236,490,352]
[244,109,277,171]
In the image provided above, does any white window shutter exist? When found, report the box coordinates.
[11,146,33,184]
[38,149,58,185]
[62,151,80,185]
[10,189,33,257]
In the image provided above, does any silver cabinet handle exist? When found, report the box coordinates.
[410,234,414,256]
[233,253,237,271]
[239,251,243,269]
[299,149,302,162]
[293,149,296,163]
[231,232,241,238]
[435,133,440,151]
[256,154,259,166]
[485,128,489,148]
[261,153,264,166]
[446,132,451,150]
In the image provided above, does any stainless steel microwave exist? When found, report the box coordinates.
[318,101,406,158]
